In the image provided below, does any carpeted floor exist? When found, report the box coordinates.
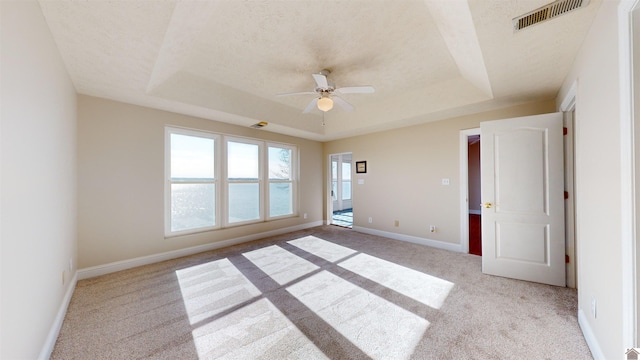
[52,225,592,359]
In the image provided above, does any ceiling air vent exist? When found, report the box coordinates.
[250,121,268,129]
[513,0,590,32]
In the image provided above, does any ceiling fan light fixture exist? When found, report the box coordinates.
[278,70,373,113]
[317,96,333,112]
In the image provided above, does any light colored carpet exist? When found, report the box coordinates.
[52,225,593,359]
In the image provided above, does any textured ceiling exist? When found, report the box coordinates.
[38,0,601,141]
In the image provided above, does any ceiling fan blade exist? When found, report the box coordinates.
[335,86,375,94]
[312,73,329,89]
[332,96,354,112]
[303,98,319,113]
[277,91,317,97]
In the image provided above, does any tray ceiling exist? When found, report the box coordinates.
[38,0,600,141]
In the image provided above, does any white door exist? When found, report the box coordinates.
[481,112,565,286]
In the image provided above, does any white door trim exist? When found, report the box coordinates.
[619,0,639,347]
[562,110,577,289]
[326,154,333,225]
[328,152,353,225]
[560,89,577,289]
[459,128,481,254]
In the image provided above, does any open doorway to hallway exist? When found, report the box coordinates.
[330,153,353,228]
[460,128,481,256]
[467,135,482,256]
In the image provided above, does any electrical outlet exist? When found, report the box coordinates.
[429,225,436,233]
[368,217,373,223]
[394,220,399,227]
[591,297,597,318]
[69,258,73,272]
[303,213,308,219]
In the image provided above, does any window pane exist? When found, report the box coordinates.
[270,183,292,217]
[171,134,214,180]
[269,146,292,180]
[342,162,351,180]
[171,184,215,231]
[342,181,351,200]
[332,161,338,181]
[228,141,259,179]
[229,183,260,223]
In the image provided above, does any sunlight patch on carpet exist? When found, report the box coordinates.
[243,245,320,285]
[176,258,262,325]
[191,298,328,359]
[288,236,357,262]
[286,271,429,359]
[339,253,454,309]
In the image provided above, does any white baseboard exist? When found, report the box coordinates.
[352,226,463,253]
[469,209,481,215]
[38,271,78,360]
[578,309,604,360]
[78,221,323,280]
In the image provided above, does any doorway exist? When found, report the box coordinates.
[467,134,482,256]
[330,153,353,228]
[459,128,481,255]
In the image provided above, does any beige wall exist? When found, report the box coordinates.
[323,100,555,245]
[77,95,323,269]
[557,0,624,357]
[1,2,78,358]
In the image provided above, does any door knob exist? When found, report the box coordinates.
[482,202,492,208]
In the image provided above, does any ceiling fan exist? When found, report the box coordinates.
[277,69,375,113]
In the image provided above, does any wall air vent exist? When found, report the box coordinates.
[513,0,590,32]
[250,121,268,129]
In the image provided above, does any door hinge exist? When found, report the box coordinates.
[564,191,569,199]
[565,254,570,264]
[563,127,568,135]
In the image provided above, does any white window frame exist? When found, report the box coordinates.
[224,136,264,227]
[165,127,298,236]
[266,142,298,220]
[165,126,220,237]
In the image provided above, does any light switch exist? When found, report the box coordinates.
[358,179,365,185]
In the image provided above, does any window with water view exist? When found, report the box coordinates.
[166,127,297,236]
[169,131,217,233]
[227,140,261,224]
[268,145,294,217]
